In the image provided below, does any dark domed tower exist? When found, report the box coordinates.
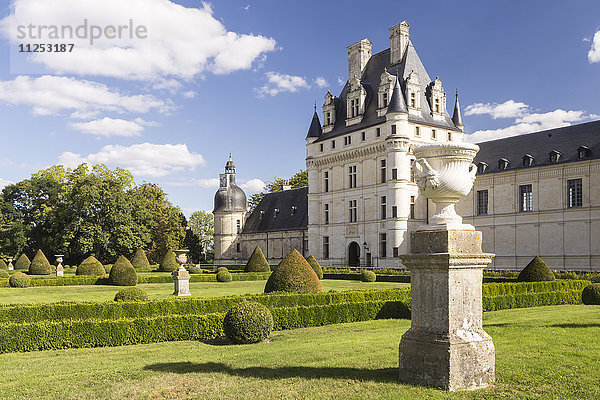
[213,155,248,265]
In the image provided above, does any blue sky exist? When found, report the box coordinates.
[0,0,599,214]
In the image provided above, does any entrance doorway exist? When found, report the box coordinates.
[348,242,360,267]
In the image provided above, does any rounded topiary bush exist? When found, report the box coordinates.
[14,254,31,270]
[582,283,600,305]
[223,302,274,344]
[76,256,105,276]
[131,248,150,269]
[114,286,149,301]
[264,249,321,293]
[217,267,229,273]
[159,250,179,272]
[29,249,52,275]
[361,270,376,282]
[109,256,137,286]
[9,272,31,288]
[0,270,9,278]
[188,266,203,274]
[306,255,323,280]
[0,259,7,270]
[517,256,555,282]
[217,270,232,282]
[245,246,270,272]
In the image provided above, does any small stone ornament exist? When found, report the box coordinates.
[7,257,13,271]
[55,255,64,277]
[172,250,191,296]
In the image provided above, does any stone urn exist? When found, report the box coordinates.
[55,255,65,277]
[7,257,13,271]
[172,250,191,296]
[413,142,479,229]
[174,249,189,266]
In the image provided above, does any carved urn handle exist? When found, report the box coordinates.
[414,158,440,191]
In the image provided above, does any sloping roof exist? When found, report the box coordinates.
[306,109,322,138]
[387,72,407,114]
[474,120,600,174]
[242,186,308,234]
[314,44,460,142]
[452,91,464,128]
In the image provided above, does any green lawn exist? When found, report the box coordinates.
[0,280,408,305]
[0,305,598,399]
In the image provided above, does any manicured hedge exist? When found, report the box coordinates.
[483,290,583,311]
[482,280,590,297]
[0,289,410,324]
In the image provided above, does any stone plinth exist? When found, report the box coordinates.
[399,229,495,391]
[56,266,64,277]
[172,266,191,297]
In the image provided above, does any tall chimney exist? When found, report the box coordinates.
[389,21,410,65]
[347,39,372,80]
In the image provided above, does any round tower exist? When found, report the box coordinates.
[213,155,248,265]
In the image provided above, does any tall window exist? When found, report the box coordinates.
[379,233,387,258]
[349,200,357,222]
[568,179,583,208]
[236,243,241,253]
[393,247,399,258]
[236,220,241,234]
[354,100,359,116]
[391,168,398,180]
[519,184,533,212]
[324,204,329,225]
[432,129,437,139]
[323,236,330,259]
[348,165,357,188]
[447,132,452,142]
[391,125,396,135]
[392,206,398,218]
[382,92,388,108]
[477,190,488,215]
[410,92,416,107]
[376,127,381,137]
[326,112,331,125]
[380,159,387,183]
[324,171,329,193]
[380,196,387,219]
[435,98,440,113]
[350,99,355,117]
[319,144,323,152]
[331,140,335,149]
[361,131,366,141]
[415,126,420,136]
[410,196,415,219]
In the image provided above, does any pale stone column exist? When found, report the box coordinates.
[399,142,495,391]
[399,230,494,390]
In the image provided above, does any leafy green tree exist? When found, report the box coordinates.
[188,210,214,262]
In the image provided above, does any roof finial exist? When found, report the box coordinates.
[229,153,232,161]
[314,101,317,112]
[456,88,459,99]
[452,89,464,129]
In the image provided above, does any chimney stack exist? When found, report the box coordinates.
[347,39,372,80]
[389,21,410,65]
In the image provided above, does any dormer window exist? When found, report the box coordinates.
[578,145,591,160]
[477,162,488,173]
[435,98,440,113]
[322,91,336,133]
[549,150,561,163]
[523,154,534,167]
[498,158,509,170]
[406,71,421,112]
[382,92,388,108]
[377,68,394,115]
[427,77,446,120]
[346,76,366,125]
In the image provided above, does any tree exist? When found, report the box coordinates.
[188,210,214,262]
[248,170,308,212]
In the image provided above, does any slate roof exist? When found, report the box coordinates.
[474,120,600,174]
[314,44,461,143]
[242,186,308,234]
[306,109,323,138]
[387,72,407,114]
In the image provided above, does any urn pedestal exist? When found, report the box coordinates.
[55,255,64,277]
[172,250,191,297]
[7,258,13,271]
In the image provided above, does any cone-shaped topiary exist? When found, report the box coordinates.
[14,254,30,270]
[159,250,179,272]
[9,272,30,288]
[361,270,376,282]
[264,249,321,293]
[245,246,270,272]
[306,255,323,279]
[217,267,229,273]
[109,256,137,286]
[29,249,52,275]
[114,286,149,301]
[582,283,600,305]
[0,270,9,278]
[131,248,151,269]
[223,302,273,344]
[0,259,7,270]
[517,256,555,282]
[76,256,105,276]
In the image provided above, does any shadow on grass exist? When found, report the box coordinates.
[550,323,600,328]
[144,362,398,383]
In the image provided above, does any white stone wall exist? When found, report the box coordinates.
[457,159,600,271]
[307,119,461,268]
[213,210,246,265]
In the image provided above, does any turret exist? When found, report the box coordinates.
[386,72,408,120]
[306,104,322,139]
[452,89,464,130]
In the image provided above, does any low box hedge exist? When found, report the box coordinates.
[482,280,590,297]
[482,290,583,311]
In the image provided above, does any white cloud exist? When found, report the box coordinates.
[465,102,598,143]
[241,178,265,193]
[0,178,13,190]
[337,77,345,86]
[464,100,529,119]
[588,30,600,63]
[243,5,250,11]
[58,143,205,177]
[70,117,157,137]
[152,79,182,93]
[0,75,172,116]
[0,0,276,81]
[182,90,196,99]
[314,77,328,88]
[256,72,310,97]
